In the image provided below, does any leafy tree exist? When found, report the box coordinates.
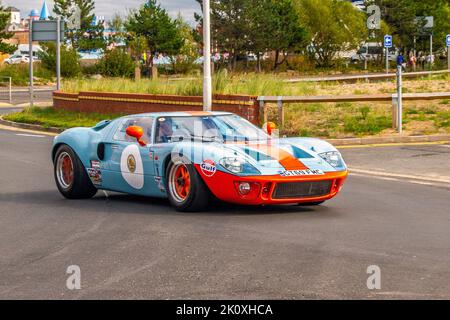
[195,0,305,71]
[125,0,183,73]
[169,14,200,74]
[38,42,81,77]
[53,0,106,51]
[126,32,148,79]
[97,48,135,77]
[195,0,251,70]
[0,4,16,54]
[250,0,306,70]
[297,0,368,67]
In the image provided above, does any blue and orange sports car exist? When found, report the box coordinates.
[52,112,348,211]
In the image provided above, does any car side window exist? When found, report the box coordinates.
[114,117,153,144]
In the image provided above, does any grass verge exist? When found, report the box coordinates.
[3,107,123,130]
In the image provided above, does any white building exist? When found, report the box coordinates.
[6,6,20,24]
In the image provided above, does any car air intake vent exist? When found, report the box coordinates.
[272,180,332,199]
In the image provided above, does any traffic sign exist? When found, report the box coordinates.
[31,20,65,42]
[384,35,392,48]
[446,35,450,47]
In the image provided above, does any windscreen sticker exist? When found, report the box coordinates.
[280,169,324,176]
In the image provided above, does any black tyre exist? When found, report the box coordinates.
[166,158,210,212]
[297,201,325,206]
[54,144,97,199]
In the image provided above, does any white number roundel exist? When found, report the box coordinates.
[120,144,144,189]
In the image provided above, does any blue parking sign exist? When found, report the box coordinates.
[384,35,392,48]
[447,34,450,47]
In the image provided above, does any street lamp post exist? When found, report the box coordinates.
[203,0,212,111]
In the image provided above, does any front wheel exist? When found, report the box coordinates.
[166,159,210,212]
[54,145,97,199]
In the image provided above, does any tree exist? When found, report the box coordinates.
[53,0,106,51]
[251,0,306,70]
[38,42,81,77]
[195,0,251,70]
[195,0,306,71]
[297,0,367,67]
[125,0,183,75]
[169,14,200,74]
[0,4,16,55]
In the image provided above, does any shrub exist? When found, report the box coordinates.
[97,49,135,78]
[0,63,54,85]
[38,42,81,78]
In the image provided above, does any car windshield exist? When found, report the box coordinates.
[155,114,269,143]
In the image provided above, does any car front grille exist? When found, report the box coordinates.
[272,180,333,199]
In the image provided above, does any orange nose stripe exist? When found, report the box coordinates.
[251,145,308,170]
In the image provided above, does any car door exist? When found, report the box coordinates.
[101,116,159,196]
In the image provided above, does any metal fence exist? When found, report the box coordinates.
[0,76,12,104]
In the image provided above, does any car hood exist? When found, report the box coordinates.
[187,138,345,176]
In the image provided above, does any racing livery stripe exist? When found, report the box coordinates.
[250,144,309,170]
[184,111,213,116]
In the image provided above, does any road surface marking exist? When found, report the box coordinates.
[0,124,58,136]
[337,141,449,149]
[350,168,450,184]
[16,133,46,138]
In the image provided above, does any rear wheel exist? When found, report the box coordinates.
[54,145,97,199]
[166,158,210,212]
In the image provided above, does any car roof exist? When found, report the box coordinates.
[118,111,234,119]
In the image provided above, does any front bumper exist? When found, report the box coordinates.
[195,165,348,205]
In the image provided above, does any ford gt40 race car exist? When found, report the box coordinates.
[52,111,348,211]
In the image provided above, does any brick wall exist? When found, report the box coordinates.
[53,91,260,124]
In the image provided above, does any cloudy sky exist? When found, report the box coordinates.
[8,0,200,24]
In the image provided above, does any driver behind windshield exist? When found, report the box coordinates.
[157,117,173,143]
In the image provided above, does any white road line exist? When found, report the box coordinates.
[350,168,450,184]
[16,133,46,138]
[350,172,449,188]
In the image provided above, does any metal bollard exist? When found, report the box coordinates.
[277,96,284,129]
[396,66,402,134]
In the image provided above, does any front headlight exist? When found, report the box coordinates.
[319,151,344,168]
[219,157,260,175]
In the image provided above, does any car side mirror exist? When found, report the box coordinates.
[126,126,146,146]
[265,122,277,136]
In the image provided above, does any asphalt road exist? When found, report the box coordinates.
[0,87,54,105]
[0,127,449,299]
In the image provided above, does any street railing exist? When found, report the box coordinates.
[258,91,450,131]
[285,69,450,83]
[0,76,12,103]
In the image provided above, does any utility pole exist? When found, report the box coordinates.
[56,17,61,91]
[29,18,34,108]
[202,0,212,112]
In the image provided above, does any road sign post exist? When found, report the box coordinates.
[56,17,61,91]
[29,19,34,108]
[29,19,65,106]
[384,35,392,74]
[396,66,402,134]
[446,35,450,70]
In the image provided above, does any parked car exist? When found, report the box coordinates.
[350,44,398,62]
[52,112,348,212]
[4,54,29,65]
[4,54,39,65]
